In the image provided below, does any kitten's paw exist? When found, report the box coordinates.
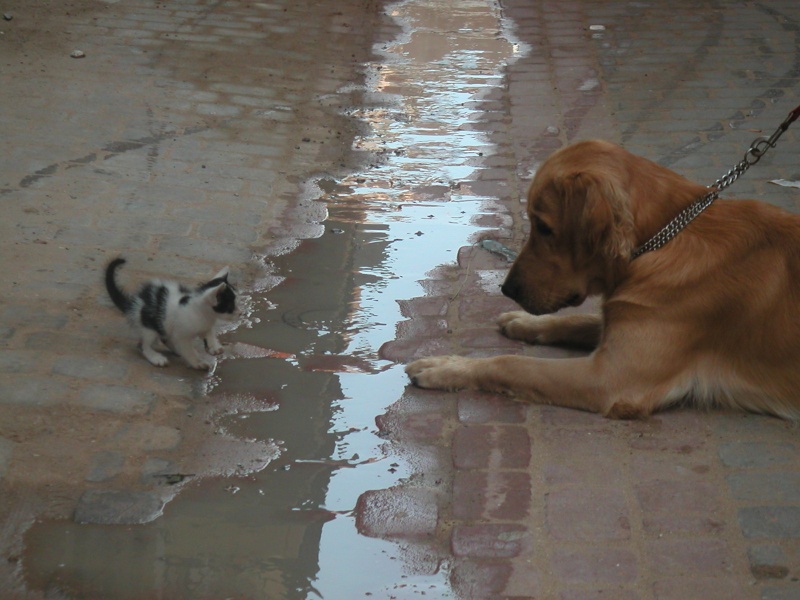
[405,356,477,391]
[144,351,169,367]
[191,359,214,371]
[207,344,224,356]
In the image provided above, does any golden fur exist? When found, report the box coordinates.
[406,140,800,420]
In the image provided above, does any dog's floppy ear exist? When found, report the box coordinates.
[568,172,635,260]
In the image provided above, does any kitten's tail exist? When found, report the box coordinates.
[105,258,133,313]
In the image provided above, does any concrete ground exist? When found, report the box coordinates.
[2,0,800,598]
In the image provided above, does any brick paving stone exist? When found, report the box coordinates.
[651,577,752,600]
[450,558,514,598]
[76,384,156,414]
[740,507,800,539]
[453,470,531,521]
[546,487,631,542]
[355,487,439,540]
[719,442,799,471]
[453,424,531,470]
[452,523,531,559]
[748,545,790,581]
[645,538,734,577]
[457,393,528,424]
[548,547,638,585]
[86,451,125,483]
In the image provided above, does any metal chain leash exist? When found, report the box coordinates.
[632,104,800,260]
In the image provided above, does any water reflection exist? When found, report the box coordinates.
[23,0,519,597]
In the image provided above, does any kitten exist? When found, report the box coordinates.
[105,258,238,370]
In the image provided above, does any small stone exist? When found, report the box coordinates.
[70,50,86,59]
[3,13,12,21]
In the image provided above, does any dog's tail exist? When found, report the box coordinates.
[105,258,133,313]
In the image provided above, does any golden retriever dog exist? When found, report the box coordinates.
[406,140,800,420]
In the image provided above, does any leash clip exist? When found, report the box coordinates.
[745,103,800,165]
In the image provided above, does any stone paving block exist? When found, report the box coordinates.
[453,470,531,520]
[457,393,527,424]
[52,356,129,381]
[0,376,67,406]
[545,486,631,541]
[748,544,790,580]
[141,457,178,484]
[86,451,125,483]
[728,473,800,503]
[74,489,164,525]
[453,425,530,469]
[635,479,723,515]
[652,577,753,600]
[503,557,545,598]
[719,442,800,469]
[646,538,733,577]
[375,410,444,443]
[548,547,638,585]
[0,350,38,374]
[355,487,438,540]
[761,585,800,600]
[740,507,800,539]
[452,523,530,559]
[76,383,155,414]
[450,558,513,598]
[641,513,726,537]
[541,428,625,487]
[114,423,182,452]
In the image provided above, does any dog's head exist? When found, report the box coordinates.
[502,141,635,315]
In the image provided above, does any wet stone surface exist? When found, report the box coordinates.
[74,490,164,526]
[2,0,800,598]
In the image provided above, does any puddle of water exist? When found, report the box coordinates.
[22,0,520,597]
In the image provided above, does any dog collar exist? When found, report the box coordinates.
[631,191,717,259]
[632,105,800,260]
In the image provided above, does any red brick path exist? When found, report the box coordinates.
[369,0,800,598]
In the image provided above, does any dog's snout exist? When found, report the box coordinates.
[566,292,584,307]
[501,279,520,301]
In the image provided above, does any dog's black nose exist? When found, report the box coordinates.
[501,280,518,301]
[565,293,584,307]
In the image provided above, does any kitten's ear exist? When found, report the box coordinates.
[202,282,227,305]
[213,266,230,281]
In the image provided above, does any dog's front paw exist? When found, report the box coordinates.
[405,356,476,391]
[497,311,545,343]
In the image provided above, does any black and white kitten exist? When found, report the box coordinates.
[105,258,238,370]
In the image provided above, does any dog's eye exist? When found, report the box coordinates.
[534,217,554,237]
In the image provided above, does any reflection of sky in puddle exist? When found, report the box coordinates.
[313,0,519,596]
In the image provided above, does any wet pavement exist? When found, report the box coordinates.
[2,0,800,598]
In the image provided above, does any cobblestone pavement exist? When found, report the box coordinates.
[3,0,800,598]
[0,0,393,593]
[379,1,800,599]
